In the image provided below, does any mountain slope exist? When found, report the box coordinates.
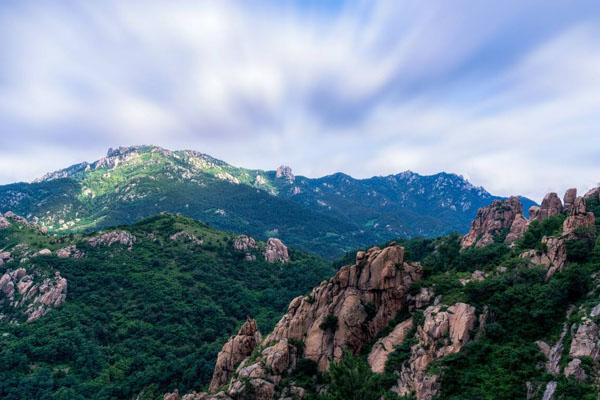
[0,213,333,399]
[0,145,535,258]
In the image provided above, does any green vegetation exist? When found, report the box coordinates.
[0,214,333,399]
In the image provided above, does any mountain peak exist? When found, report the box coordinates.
[275,165,294,181]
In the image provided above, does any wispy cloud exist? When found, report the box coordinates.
[0,0,599,200]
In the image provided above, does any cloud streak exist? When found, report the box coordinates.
[0,0,600,200]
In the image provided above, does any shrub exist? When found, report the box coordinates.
[320,315,339,332]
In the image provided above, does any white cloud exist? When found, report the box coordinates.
[0,0,599,201]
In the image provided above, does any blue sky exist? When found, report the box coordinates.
[1,0,600,200]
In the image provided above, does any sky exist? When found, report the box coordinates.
[1,0,600,201]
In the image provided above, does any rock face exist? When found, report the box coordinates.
[394,303,477,400]
[0,269,67,322]
[263,238,289,263]
[368,318,413,373]
[535,193,563,221]
[583,186,600,201]
[88,230,136,249]
[169,231,203,245]
[275,165,294,182]
[520,236,567,280]
[563,188,578,214]
[208,319,262,393]
[267,244,421,370]
[562,197,596,237]
[461,197,525,248]
[569,320,599,360]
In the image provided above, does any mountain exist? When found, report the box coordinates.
[167,188,600,400]
[0,212,333,399]
[0,145,535,258]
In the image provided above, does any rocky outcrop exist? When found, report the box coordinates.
[0,251,11,267]
[0,215,10,229]
[173,245,422,400]
[368,318,413,373]
[563,188,578,214]
[263,238,289,263]
[536,316,570,376]
[569,320,599,360]
[583,186,600,202]
[56,245,84,259]
[535,193,563,221]
[233,235,256,252]
[0,269,67,322]
[266,245,421,370]
[169,231,203,245]
[208,319,262,393]
[461,197,525,248]
[394,303,477,400]
[33,248,52,257]
[275,165,294,182]
[564,358,587,382]
[562,197,596,238]
[520,236,567,280]
[88,230,136,249]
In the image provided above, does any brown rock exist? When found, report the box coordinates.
[536,192,563,221]
[564,358,587,382]
[88,230,136,249]
[275,165,294,182]
[208,319,262,393]
[394,303,477,400]
[562,197,596,238]
[529,206,540,221]
[583,186,600,201]
[267,244,421,370]
[461,197,524,248]
[569,321,599,360]
[263,238,289,263]
[563,188,577,214]
[56,245,84,259]
[368,318,413,373]
[233,235,256,251]
[505,213,528,245]
[520,236,567,280]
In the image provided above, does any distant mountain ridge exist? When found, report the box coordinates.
[0,145,535,258]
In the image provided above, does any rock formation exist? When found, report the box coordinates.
[233,235,257,252]
[56,245,84,259]
[535,192,563,221]
[0,269,67,322]
[393,303,477,400]
[208,319,262,393]
[461,197,525,248]
[520,236,567,280]
[263,238,289,263]
[563,188,577,214]
[562,196,596,237]
[275,165,294,182]
[88,230,136,249]
[169,231,203,245]
[368,318,413,373]
[172,244,423,400]
[583,186,600,202]
[0,215,10,229]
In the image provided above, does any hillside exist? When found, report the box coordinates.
[0,213,333,399]
[168,187,600,400]
[0,145,535,259]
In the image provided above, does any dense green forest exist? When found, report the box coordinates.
[0,214,333,399]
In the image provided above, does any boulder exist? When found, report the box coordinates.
[34,249,52,257]
[520,236,567,280]
[208,319,262,393]
[461,197,524,248]
[368,318,413,373]
[583,186,600,202]
[264,238,289,263]
[0,216,10,229]
[56,245,84,259]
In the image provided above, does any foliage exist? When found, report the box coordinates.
[0,214,333,399]
[319,314,339,332]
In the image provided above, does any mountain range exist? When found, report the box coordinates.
[0,145,535,258]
